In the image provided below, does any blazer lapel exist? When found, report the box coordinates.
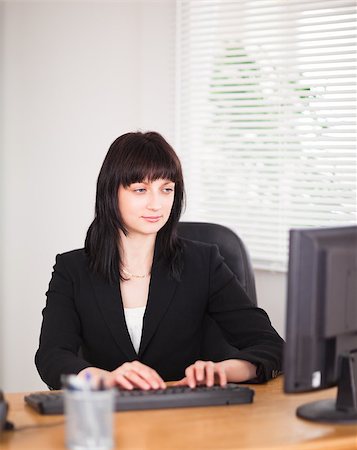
[89,271,137,360]
[139,253,178,357]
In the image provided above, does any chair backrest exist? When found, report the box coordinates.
[177,222,257,305]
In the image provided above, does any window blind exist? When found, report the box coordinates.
[176,0,357,270]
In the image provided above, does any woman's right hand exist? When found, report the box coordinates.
[78,361,166,390]
[77,366,113,387]
[110,361,166,390]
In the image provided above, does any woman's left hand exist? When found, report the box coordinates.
[175,359,257,388]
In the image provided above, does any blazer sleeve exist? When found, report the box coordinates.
[205,245,284,382]
[35,254,91,389]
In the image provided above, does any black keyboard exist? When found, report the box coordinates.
[24,384,254,414]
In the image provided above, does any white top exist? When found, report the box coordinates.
[123,306,146,353]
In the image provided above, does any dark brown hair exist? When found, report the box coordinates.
[85,131,185,283]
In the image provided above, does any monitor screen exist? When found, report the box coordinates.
[283,225,357,423]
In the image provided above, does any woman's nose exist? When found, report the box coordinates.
[147,192,161,210]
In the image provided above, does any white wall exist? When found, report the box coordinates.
[255,270,286,339]
[0,0,176,392]
[0,1,5,390]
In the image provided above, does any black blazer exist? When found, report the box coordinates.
[35,238,284,389]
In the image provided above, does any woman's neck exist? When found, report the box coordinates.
[119,231,156,276]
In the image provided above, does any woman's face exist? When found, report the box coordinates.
[118,178,175,237]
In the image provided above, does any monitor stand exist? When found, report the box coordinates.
[296,351,357,424]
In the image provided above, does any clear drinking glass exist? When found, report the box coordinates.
[64,389,114,450]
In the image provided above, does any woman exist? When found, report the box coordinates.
[35,131,284,390]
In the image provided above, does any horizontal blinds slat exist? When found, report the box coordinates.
[180,116,355,125]
[180,71,356,81]
[180,38,356,50]
[181,96,356,105]
[186,191,357,204]
[184,168,357,179]
[181,22,356,37]
[190,211,357,220]
[192,201,354,214]
[183,1,354,17]
[179,140,356,149]
[181,15,356,26]
[181,30,356,43]
[180,107,356,115]
[205,86,356,94]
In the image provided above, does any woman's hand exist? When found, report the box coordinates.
[176,359,257,388]
[77,361,166,390]
[110,361,166,390]
[77,367,113,387]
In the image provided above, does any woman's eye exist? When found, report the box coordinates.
[134,188,146,193]
[163,187,174,193]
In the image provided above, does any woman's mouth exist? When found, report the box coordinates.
[142,216,162,223]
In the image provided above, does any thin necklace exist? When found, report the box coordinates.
[121,267,151,279]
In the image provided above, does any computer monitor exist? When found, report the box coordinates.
[283,225,357,423]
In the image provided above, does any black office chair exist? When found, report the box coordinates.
[177,222,257,306]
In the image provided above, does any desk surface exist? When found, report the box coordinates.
[1,378,356,450]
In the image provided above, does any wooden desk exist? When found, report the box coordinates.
[1,378,356,449]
